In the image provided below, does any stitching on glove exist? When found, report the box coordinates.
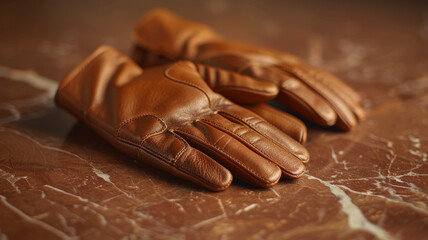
[213,133,227,146]
[164,62,212,108]
[199,118,282,166]
[87,118,224,189]
[217,110,303,160]
[245,116,264,126]
[167,129,189,165]
[76,95,224,189]
[174,128,272,182]
[115,114,167,141]
[88,118,176,166]
[117,133,226,190]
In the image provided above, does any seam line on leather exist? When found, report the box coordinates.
[167,130,188,165]
[200,118,278,163]
[115,113,166,140]
[218,110,305,161]
[174,127,272,183]
[87,121,226,189]
[164,62,212,108]
[197,119,285,173]
[200,118,302,176]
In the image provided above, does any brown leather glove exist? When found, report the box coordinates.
[55,46,309,191]
[133,8,366,131]
[132,44,308,144]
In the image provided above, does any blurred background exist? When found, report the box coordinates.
[1,0,428,82]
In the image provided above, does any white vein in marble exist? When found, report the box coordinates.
[306,175,393,240]
[0,66,58,124]
[0,195,77,240]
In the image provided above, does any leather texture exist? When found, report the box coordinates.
[55,46,310,191]
[132,46,307,144]
[133,8,366,131]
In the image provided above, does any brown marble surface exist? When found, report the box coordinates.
[1,1,428,239]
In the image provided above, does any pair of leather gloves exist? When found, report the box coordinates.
[55,9,364,191]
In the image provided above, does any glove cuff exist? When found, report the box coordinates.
[133,8,221,60]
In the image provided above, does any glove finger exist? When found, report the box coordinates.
[118,129,233,191]
[240,63,338,127]
[200,112,307,178]
[217,105,309,163]
[276,77,338,127]
[193,62,278,104]
[243,103,307,144]
[278,53,362,104]
[171,141,233,191]
[278,64,358,131]
[174,121,281,188]
[298,64,365,121]
[317,70,362,103]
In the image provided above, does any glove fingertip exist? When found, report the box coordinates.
[277,84,338,127]
[177,148,233,191]
[282,161,306,179]
[354,104,366,121]
[298,127,307,144]
[336,117,357,131]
